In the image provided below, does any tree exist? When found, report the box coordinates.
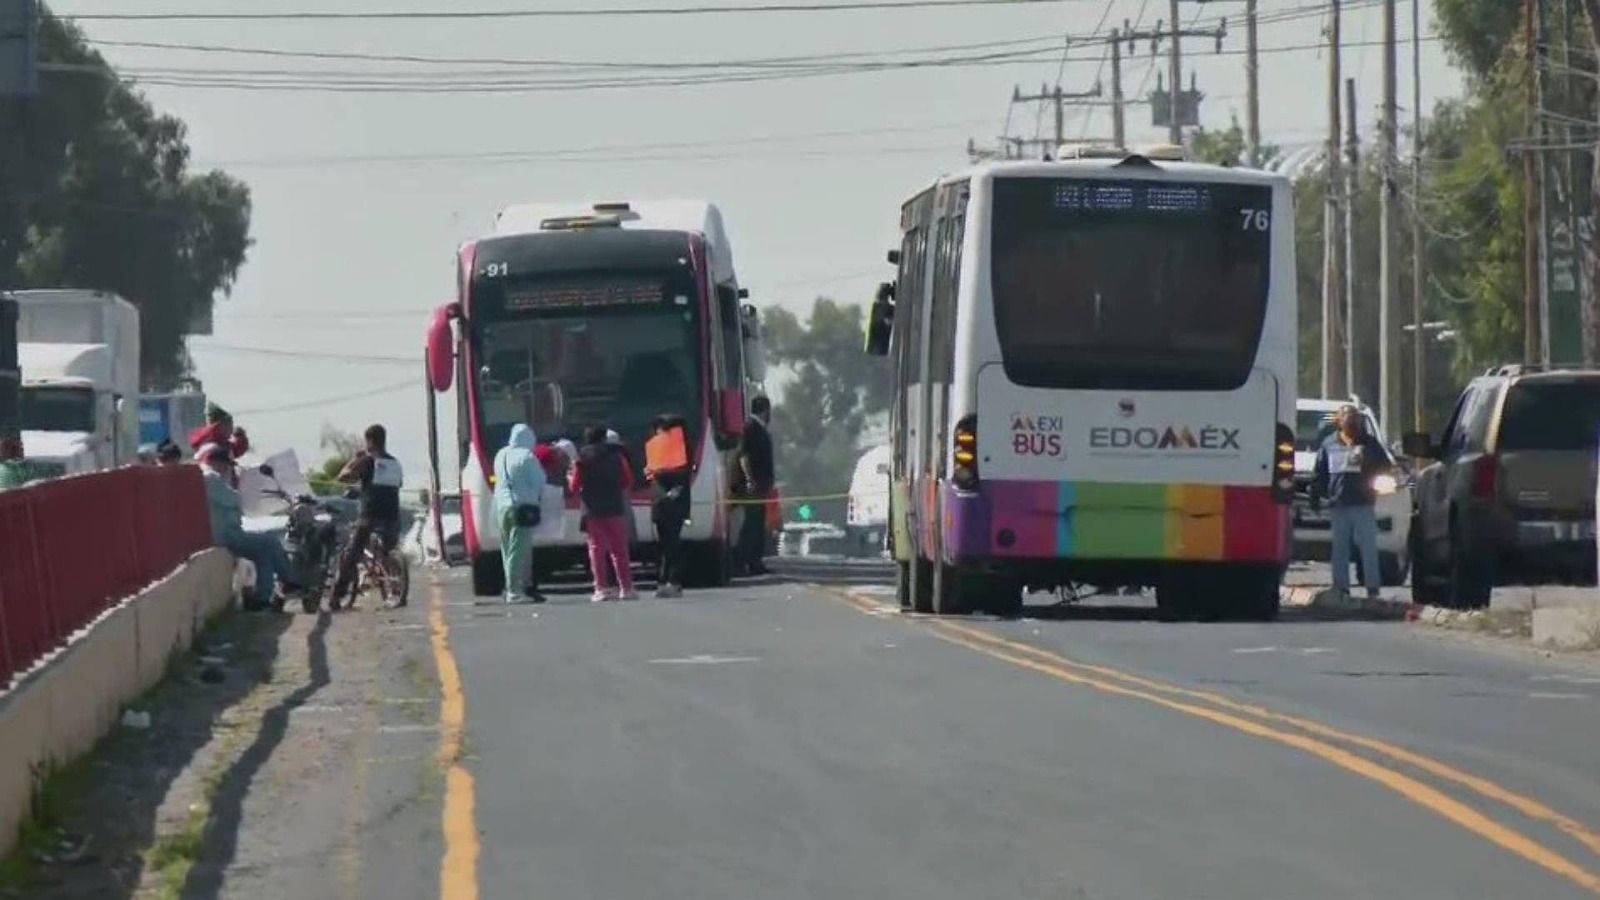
[309,424,359,496]
[1188,116,1280,169]
[1434,0,1522,83]
[0,10,252,389]
[761,299,891,524]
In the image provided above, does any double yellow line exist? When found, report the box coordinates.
[836,591,1600,896]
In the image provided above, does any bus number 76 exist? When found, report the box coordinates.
[1239,209,1270,231]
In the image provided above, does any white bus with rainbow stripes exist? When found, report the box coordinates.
[865,149,1297,620]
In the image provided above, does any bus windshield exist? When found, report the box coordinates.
[476,306,701,462]
[990,177,1273,391]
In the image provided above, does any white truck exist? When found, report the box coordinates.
[12,290,141,476]
[845,444,892,558]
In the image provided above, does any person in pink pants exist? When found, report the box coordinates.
[570,425,636,601]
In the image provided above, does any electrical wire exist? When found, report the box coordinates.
[232,378,419,415]
[56,0,1090,22]
[191,343,418,365]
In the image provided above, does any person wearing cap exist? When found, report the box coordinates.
[1310,404,1391,601]
[200,444,296,611]
[188,404,249,460]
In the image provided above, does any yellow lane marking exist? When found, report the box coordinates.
[834,592,1600,895]
[430,581,480,900]
[933,618,1600,862]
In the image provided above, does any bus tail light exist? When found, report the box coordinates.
[952,415,979,490]
[1272,423,1295,502]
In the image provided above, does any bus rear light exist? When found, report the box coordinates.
[1272,423,1295,502]
[952,415,979,490]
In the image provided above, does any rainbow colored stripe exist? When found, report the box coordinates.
[929,479,1289,564]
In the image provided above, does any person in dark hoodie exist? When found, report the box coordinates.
[570,425,637,601]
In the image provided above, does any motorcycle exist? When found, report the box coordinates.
[260,465,348,614]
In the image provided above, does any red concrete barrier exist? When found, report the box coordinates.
[0,465,210,688]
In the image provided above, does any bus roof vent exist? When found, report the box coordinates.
[1137,143,1187,161]
[540,214,623,231]
[593,201,631,212]
[1057,143,1127,160]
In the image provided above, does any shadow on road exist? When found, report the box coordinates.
[20,610,294,900]
[181,611,333,899]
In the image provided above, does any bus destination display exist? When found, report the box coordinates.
[503,278,666,312]
[1052,181,1214,214]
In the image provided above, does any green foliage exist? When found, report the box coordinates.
[763,299,890,522]
[1434,0,1524,82]
[1188,117,1280,169]
[0,11,252,389]
[309,425,358,495]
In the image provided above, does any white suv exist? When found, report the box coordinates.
[1292,399,1412,585]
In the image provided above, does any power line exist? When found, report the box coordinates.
[57,0,1086,22]
[82,32,1067,70]
[191,343,417,366]
[233,378,418,415]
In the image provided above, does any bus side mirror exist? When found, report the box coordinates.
[864,282,895,357]
[426,304,457,392]
[886,248,901,265]
[1401,432,1433,459]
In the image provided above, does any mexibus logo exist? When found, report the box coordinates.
[1089,425,1242,451]
[1011,414,1065,458]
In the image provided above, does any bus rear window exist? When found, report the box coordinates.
[990,177,1274,391]
[1498,380,1600,451]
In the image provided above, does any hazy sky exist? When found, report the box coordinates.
[47,0,1465,487]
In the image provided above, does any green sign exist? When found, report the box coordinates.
[797,504,813,521]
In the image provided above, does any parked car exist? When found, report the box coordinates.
[1292,398,1412,585]
[406,491,466,565]
[1405,365,1600,607]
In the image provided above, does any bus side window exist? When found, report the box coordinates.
[716,284,744,389]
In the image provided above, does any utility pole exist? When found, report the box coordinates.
[1246,0,1260,165]
[1168,0,1184,144]
[1379,0,1398,436]
[1345,77,1360,400]
[1110,28,1126,148]
[1011,82,1104,157]
[1323,0,1346,398]
[1410,0,1427,430]
[1524,0,1544,364]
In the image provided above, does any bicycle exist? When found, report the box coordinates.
[353,531,411,609]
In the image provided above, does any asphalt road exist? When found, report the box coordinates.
[418,564,1600,900]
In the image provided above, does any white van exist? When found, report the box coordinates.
[846,444,892,557]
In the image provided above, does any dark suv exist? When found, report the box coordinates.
[1404,366,1600,607]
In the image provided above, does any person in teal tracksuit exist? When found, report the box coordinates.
[493,424,547,604]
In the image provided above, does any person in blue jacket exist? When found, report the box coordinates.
[493,424,547,604]
[1310,405,1391,601]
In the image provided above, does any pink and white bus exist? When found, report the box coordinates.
[424,200,766,595]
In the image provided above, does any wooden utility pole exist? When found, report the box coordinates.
[1411,0,1427,430]
[1582,0,1600,364]
[1379,0,1398,435]
[1111,28,1126,148]
[1345,77,1360,399]
[1011,82,1104,157]
[1524,0,1543,364]
[1168,0,1184,144]
[1323,0,1346,397]
[1245,0,1260,165]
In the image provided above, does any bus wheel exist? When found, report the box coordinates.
[895,561,912,608]
[910,556,935,614]
[1229,566,1282,622]
[979,576,1023,618]
[1155,575,1199,622]
[932,563,973,616]
[471,551,504,597]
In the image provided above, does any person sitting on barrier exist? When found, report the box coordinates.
[200,444,298,612]
[0,435,35,490]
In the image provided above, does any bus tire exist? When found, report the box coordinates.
[471,551,504,597]
[1155,575,1199,622]
[1229,566,1282,622]
[910,556,935,614]
[895,561,912,608]
[932,563,973,616]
